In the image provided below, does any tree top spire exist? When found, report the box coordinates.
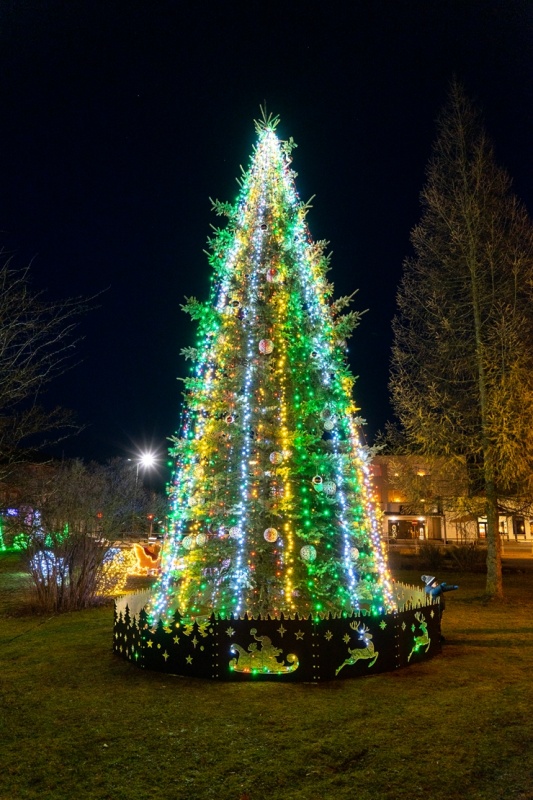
[254,103,280,135]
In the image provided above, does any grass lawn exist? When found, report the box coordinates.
[1,550,533,800]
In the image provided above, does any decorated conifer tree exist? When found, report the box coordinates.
[115,112,443,680]
[146,111,396,627]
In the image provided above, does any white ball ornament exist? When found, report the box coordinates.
[300,545,317,562]
[323,417,336,431]
[269,451,283,465]
[323,480,337,496]
[195,533,208,547]
[259,339,274,355]
[263,527,279,543]
[350,547,360,561]
[181,535,195,550]
[228,526,242,539]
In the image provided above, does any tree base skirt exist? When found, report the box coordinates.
[113,586,442,681]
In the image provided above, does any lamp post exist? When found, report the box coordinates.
[131,452,157,539]
[136,452,156,483]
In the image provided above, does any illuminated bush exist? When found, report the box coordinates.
[29,550,68,586]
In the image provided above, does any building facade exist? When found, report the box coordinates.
[371,455,533,544]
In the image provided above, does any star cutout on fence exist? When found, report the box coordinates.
[295,630,305,640]
[380,621,387,630]
[163,651,170,662]
[343,634,351,644]
[186,655,193,665]
[324,630,333,641]
[147,639,154,648]
[192,636,199,649]
[173,636,180,644]
[226,627,235,637]
[277,624,287,637]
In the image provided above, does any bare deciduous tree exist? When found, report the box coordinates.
[0,253,86,476]
[390,81,533,599]
[8,458,167,611]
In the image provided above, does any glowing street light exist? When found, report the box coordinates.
[130,451,158,538]
[128,451,158,484]
[137,451,156,475]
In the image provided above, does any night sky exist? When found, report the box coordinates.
[0,1,531,488]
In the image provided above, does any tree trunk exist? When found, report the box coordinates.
[485,477,503,598]
[466,166,503,599]
[470,285,503,598]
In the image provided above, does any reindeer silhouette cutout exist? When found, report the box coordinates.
[335,622,379,675]
[408,611,431,661]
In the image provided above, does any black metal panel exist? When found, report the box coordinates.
[396,606,442,667]
[113,604,143,667]
[113,595,443,682]
[316,613,399,680]
[139,611,217,678]
[215,614,314,682]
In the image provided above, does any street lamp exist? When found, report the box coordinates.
[131,451,157,539]
[136,451,156,477]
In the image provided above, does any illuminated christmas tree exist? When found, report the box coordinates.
[148,111,395,623]
[115,112,442,681]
